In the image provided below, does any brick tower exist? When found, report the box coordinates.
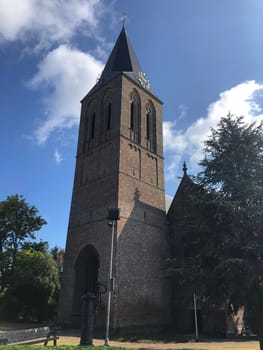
[58,26,169,330]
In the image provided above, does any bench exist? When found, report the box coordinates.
[0,326,59,346]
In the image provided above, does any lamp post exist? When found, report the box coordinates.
[193,291,199,340]
[104,208,120,346]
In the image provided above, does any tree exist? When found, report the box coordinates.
[50,246,65,273]
[197,115,263,344]
[22,240,49,252]
[167,114,263,345]
[0,194,46,292]
[6,249,60,321]
[199,114,263,201]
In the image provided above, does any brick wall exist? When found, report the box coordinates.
[58,73,171,329]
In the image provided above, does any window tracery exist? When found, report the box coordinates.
[83,100,97,151]
[145,101,156,153]
[129,89,141,144]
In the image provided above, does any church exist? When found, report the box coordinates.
[57,26,231,334]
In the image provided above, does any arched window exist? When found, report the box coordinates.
[129,89,141,144]
[91,112,96,139]
[130,102,134,130]
[107,103,112,130]
[145,101,156,153]
[83,101,97,151]
[100,89,113,142]
[146,112,150,140]
[82,103,89,152]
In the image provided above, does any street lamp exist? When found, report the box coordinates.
[104,207,120,346]
[193,291,199,340]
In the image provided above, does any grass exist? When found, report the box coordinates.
[50,337,260,350]
[99,328,200,344]
[0,345,260,350]
[0,347,135,350]
[110,333,258,345]
[0,338,260,350]
[0,323,260,350]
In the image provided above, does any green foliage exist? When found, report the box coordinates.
[197,115,263,310]
[6,249,60,321]
[22,241,49,252]
[50,245,65,272]
[198,114,263,200]
[0,194,47,292]
[0,194,61,322]
[167,114,263,335]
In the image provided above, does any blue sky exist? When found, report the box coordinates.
[1,0,263,249]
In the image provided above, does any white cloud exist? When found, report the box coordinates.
[178,104,188,120]
[0,0,114,144]
[164,80,263,182]
[0,1,116,144]
[165,194,173,213]
[0,0,105,49]
[28,44,104,143]
[54,149,63,164]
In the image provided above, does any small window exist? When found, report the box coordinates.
[91,112,96,139]
[129,89,141,144]
[107,103,112,130]
[146,113,150,140]
[145,101,157,153]
[130,102,134,130]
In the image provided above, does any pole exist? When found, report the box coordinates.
[193,291,199,340]
[104,220,115,346]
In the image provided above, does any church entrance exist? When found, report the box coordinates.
[72,245,100,327]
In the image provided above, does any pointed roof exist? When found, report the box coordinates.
[99,26,143,84]
[167,162,198,218]
[85,26,155,98]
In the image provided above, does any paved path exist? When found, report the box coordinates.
[58,335,260,349]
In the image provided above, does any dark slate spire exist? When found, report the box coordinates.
[101,26,143,80]
[99,26,143,84]
[83,26,159,101]
[85,26,153,97]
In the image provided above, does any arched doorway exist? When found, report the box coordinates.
[72,245,100,326]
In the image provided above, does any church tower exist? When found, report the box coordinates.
[58,26,169,329]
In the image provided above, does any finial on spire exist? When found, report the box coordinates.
[183,161,187,175]
[120,12,128,27]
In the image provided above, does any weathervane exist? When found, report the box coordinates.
[183,161,188,176]
[121,12,128,27]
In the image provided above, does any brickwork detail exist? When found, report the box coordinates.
[58,71,170,329]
